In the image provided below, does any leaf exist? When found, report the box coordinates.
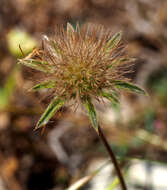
[83,97,98,131]
[106,177,120,190]
[106,31,122,50]
[35,97,65,130]
[66,160,110,190]
[101,91,120,105]
[106,168,128,190]
[67,175,94,190]
[31,81,56,91]
[18,59,53,73]
[114,81,147,95]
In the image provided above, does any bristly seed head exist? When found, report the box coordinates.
[18,23,146,130]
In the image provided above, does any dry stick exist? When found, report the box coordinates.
[98,125,127,190]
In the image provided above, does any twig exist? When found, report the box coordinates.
[98,125,127,190]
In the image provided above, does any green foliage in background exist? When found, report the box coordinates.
[0,66,19,110]
[7,29,37,57]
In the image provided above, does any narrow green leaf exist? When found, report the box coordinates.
[66,175,94,190]
[31,81,56,91]
[101,91,120,105]
[18,59,53,73]
[106,169,128,190]
[106,31,122,50]
[83,97,98,131]
[106,177,120,190]
[66,160,110,190]
[35,97,65,130]
[114,81,146,95]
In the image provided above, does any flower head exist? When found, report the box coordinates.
[18,23,146,130]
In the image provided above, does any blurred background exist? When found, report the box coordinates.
[1,0,167,190]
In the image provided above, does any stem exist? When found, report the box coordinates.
[98,125,127,190]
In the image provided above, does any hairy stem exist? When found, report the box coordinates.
[98,125,127,190]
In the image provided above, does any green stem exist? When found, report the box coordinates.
[98,125,127,190]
